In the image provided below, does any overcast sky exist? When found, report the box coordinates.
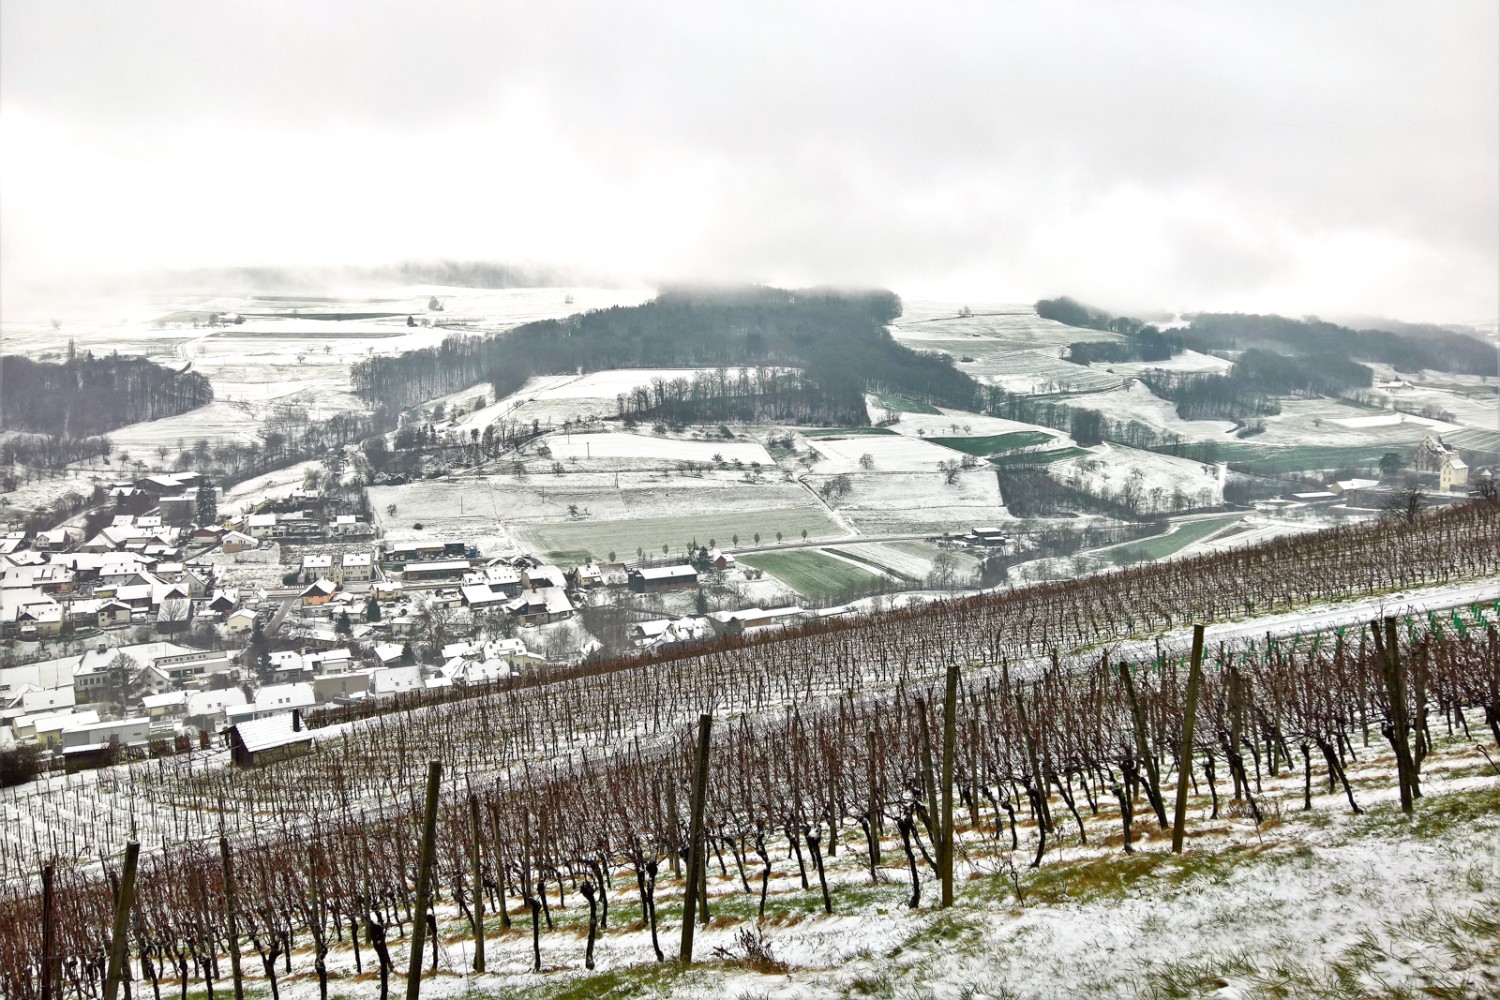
[2,1,1496,322]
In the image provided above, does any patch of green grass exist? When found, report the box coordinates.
[992,445,1092,466]
[1353,782,1500,840]
[869,394,942,415]
[931,431,1055,457]
[1096,515,1242,567]
[738,549,890,599]
[1216,444,1394,475]
[800,427,900,438]
[469,961,696,1000]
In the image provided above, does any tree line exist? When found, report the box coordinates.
[0,354,213,438]
[351,287,978,425]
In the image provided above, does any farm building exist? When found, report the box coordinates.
[521,565,568,590]
[708,605,805,637]
[60,716,151,751]
[228,711,314,768]
[628,565,699,593]
[505,587,574,625]
[462,566,522,595]
[384,540,466,564]
[401,559,472,582]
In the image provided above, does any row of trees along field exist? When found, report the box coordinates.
[0,352,213,438]
[350,287,975,422]
[0,501,1497,999]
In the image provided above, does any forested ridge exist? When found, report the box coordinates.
[351,287,974,422]
[1184,312,1495,376]
[1041,296,1494,377]
[0,353,213,438]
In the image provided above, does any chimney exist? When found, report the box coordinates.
[292,708,302,732]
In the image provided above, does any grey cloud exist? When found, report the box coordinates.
[2,0,1495,322]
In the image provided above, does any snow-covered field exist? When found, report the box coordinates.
[809,468,1008,535]
[876,406,1074,444]
[891,301,1124,352]
[1078,381,1239,440]
[804,433,964,473]
[449,368,732,432]
[545,432,773,466]
[369,470,839,564]
[1053,443,1225,508]
[218,460,324,517]
[1100,348,1235,376]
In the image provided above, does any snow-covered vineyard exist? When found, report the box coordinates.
[1,501,1498,999]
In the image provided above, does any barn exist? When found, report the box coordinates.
[227,711,315,768]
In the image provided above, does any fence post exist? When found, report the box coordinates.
[468,792,485,973]
[220,837,245,1000]
[1171,624,1207,854]
[940,664,959,907]
[679,713,712,964]
[406,760,443,999]
[41,861,54,1000]
[103,840,141,1000]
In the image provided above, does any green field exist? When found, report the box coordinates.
[738,549,890,599]
[1217,444,1395,475]
[1098,515,1243,567]
[868,393,942,415]
[932,430,1055,456]
[799,427,900,438]
[516,508,845,566]
[993,445,1092,467]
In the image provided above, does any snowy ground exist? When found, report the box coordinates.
[804,434,965,474]
[545,432,773,466]
[451,368,733,432]
[369,470,840,565]
[808,469,1008,536]
[1074,381,1239,441]
[1050,443,1225,509]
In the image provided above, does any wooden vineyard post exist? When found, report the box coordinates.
[406,760,443,999]
[468,792,485,973]
[40,861,54,1000]
[940,663,959,908]
[1378,616,1419,813]
[1171,624,1206,854]
[103,840,141,1000]
[679,713,712,964]
[220,837,245,1000]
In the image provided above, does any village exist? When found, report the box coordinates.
[0,463,849,773]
